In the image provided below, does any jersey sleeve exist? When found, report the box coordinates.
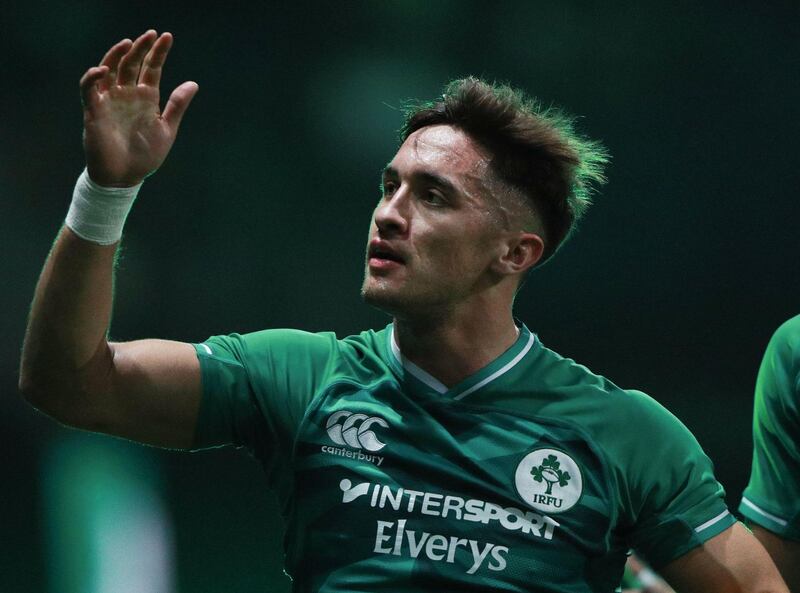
[739,316,800,540]
[190,329,339,483]
[619,390,736,569]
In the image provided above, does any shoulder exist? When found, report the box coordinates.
[766,314,800,359]
[197,329,335,370]
[200,327,385,363]
[523,339,624,396]
[531,342,687,432]
[764,315,800,369]
[772,314,800,344]
[757,315,800,401]
[520,341,731,560]
[522,342,706,468]
[616,387,687,429]
[196,326,394,382]
[341,326,389,358]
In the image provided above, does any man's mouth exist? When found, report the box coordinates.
[368,241,406,268]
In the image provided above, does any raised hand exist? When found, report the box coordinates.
[79,30,198,187]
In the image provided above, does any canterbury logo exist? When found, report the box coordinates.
[326,410,389,452]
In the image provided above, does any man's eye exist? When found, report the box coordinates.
[422,191,445,205]
[382,182,397,196]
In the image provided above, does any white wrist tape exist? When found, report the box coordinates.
[636,567,659,589]
[65,168,143,245]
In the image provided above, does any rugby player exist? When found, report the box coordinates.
[740,315,800,591]
[20,30,789,592]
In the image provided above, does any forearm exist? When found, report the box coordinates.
[19,225,117,417]
[752,526,800,593]
[20,29,198,436]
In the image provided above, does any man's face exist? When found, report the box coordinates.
[361,124,507,316]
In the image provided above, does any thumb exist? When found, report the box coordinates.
[163,81,199,129]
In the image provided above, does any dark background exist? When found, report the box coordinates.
[2,1,798,592]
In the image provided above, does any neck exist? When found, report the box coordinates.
[392,303,520,388]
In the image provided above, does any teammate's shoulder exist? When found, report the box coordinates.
[760,314,800,376]
[770,314,800,351]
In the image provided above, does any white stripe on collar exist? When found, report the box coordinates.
[453,330,535,400]
[389,324,535,398]
[390,325,448,393]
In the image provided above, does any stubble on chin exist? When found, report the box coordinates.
[361,274,406,315]
[361,277,389,306]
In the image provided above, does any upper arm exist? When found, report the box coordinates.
[659,522,789,593]
[75,339,201,449]
[739,318,800,540]
[63,329,337,455]
[191,329,340,453]
[618,390,735,567]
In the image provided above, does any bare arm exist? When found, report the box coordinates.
[19,30,200,448]
[658,522,789,593]
[623,554,675,593]
[752,525,800,592]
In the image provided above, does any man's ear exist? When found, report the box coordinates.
[492,232,545,275]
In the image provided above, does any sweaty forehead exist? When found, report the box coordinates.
[393,125,492,182]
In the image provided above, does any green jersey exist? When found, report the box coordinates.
[740,315,800,540]
[193,324,734,592]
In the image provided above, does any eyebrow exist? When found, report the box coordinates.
[382,166,458,195]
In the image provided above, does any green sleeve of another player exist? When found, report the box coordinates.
[190,329,338,471]
[739,316,800,540]
[619,390,735,569]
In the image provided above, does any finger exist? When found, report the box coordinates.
[117,29,157,86]
[79,66,109,109]
[98,38,132,91]
[138,32,173,89]
[162,81,199,129]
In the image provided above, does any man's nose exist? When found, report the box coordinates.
[374,192,409,236]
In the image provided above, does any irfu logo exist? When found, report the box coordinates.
[530,454,571,495]
[514,449,583,514]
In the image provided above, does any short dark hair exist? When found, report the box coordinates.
[401,77,609,264]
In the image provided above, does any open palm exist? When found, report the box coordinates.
[80,30,198,187]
